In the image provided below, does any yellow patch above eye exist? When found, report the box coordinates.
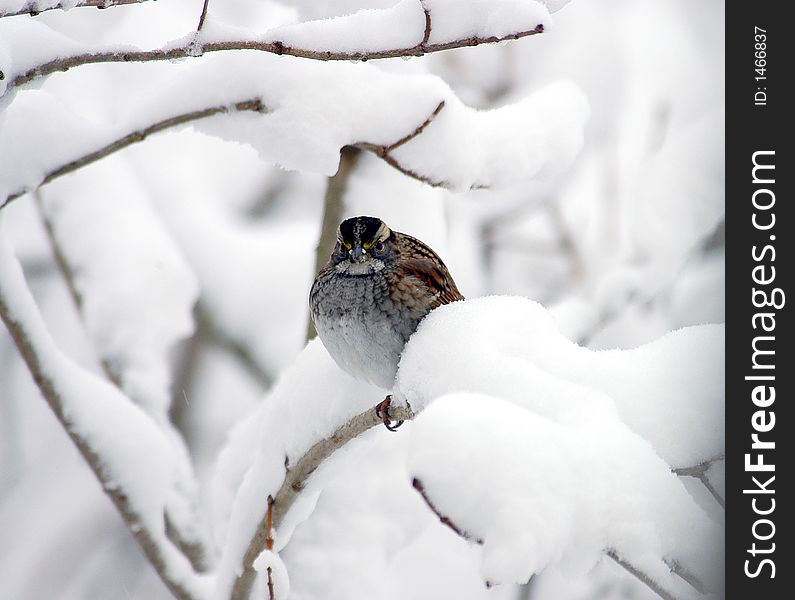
[362,239,376,250]
[340,240,353,249]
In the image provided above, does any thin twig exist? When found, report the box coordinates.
[230,401,414,600]
[673,455,725,509]
[265,495,275,600]
[196,0,210,33]
[1,98,267,209]
[306,146,361,342]
[0,256,202,600]
[412,478,483,544]
[5,21,544,94]
[0,0,152,19]
[411,475,701,600]
[354,100,455,189]
[606,550,678,600]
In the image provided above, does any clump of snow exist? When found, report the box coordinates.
[539,0,572,13]
[212,338,385,598]
[0,221,205,598]
[253,550,290,599]
[396,295,723,468]
[1,52,588,201]
[39,158,199,418]
[424,0,549,45]
[262,0,552,53]
[262,0,426,53]
[0,0,79,13]
[407,393,722,593]
[0,17,90,97]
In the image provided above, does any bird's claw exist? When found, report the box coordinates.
[376,396,404,432]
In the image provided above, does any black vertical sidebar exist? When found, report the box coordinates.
[726,2,792,599]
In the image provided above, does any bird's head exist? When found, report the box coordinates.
[333,216,393,274]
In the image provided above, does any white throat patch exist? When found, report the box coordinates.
[335,259,385,275]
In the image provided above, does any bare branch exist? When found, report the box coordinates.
[1,98,267,210]
[4,17,543,94]
[673,454,725,509]
[411,477,483,544]
[230,400,415,600]
[606,550,678,600]
[0,0,152,19]
[354,100,458,189]
[0,257,202,600]
[265,495,275,600]
[306,146,361,341]
[196,0,210,33]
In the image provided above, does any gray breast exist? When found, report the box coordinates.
[310,269,418,390]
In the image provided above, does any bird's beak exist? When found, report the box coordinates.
[349,244,365,262]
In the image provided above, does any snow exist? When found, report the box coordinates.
[424,0,549,44]
[206,294,722,597]
[0,221,208,599]
[0,0,79,14]
[261,0,427,53]
[408,394,722,593]
[261,0,551,53]
[396,296,724,468]
[211,338,385,598]
[252,550,290,599]
[0,53,587,201]
[0,0,724,598]
[38,158,199,418]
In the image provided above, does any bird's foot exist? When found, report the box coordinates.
[376,395,404,432]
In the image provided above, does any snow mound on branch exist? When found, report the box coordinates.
[395,295,724,468]
[212,338,385,598]
[261,0,427,53]
[39,160,199,418]
[0,223,203,597]
[185,55,588,190]
[1,53,588,201]
[0,17,87,99]
[261,0,551,53]
[253,550,290,599]
[408,394,722,593]
[424,0,548,44]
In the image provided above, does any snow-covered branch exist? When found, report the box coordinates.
[413,475,700,600]
[0,230,204,600]
[1,97,455,209]
[34,192,211,572]
[1,63,587,205]
[0,0,151,19]
[1,98,267,208]
[1,0,548,95]
[355,100,450,187]
[230,399,414,600]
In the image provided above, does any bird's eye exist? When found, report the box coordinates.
[374,241,385,253]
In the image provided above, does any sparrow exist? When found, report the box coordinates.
[309,216,464,427]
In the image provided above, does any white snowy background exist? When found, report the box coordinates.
[0,1,724,600]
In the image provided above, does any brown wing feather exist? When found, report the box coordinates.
[392,232,464,311]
